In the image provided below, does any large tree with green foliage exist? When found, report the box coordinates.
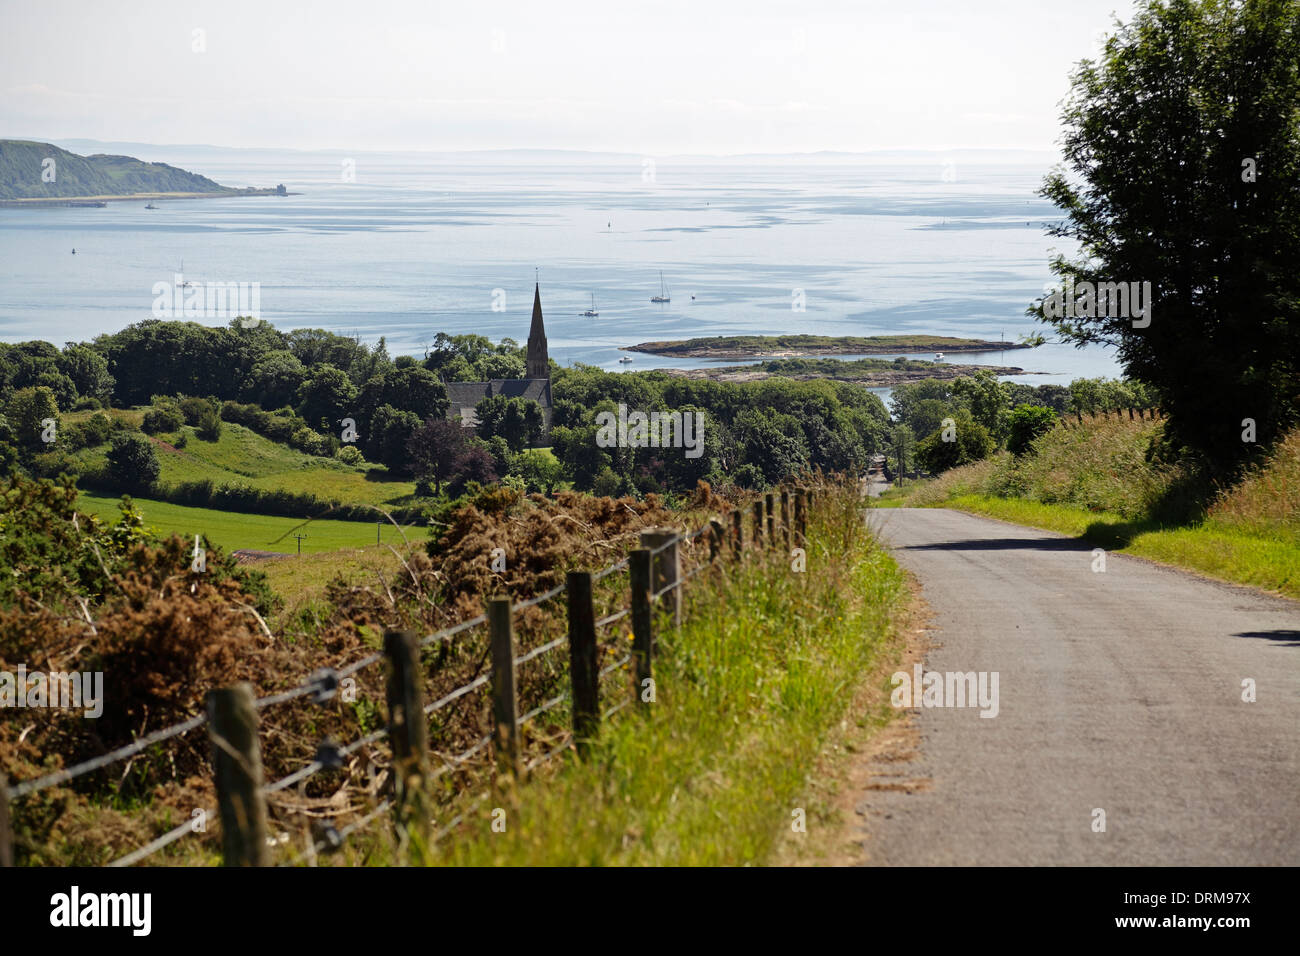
[1034,0,1300,467]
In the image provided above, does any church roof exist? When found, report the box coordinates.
[444,378,552,428]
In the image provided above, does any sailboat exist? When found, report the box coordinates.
[145,202,158,210]
[179,258,193,288]
[581,293,599,317]
[650,271,670,303]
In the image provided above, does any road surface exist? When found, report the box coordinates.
[857,507,1300,865]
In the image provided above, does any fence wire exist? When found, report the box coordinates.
[12,513,776,866]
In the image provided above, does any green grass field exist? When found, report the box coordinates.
[78,492,427,555]
[69,415,417,508]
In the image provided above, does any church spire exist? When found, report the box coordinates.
[526,281,549,380]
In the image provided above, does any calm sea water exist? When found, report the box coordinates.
[0,150,1120,394]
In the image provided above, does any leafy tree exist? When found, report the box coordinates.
[510,449,564,494]
[1006,404,1058,455]
[57,344,114,404]
[5,387,60,449]
[1033,0,1300,466]
[951,370,1010,444]
[477,352,526,380]
[32,370,77,410]
[407,417,505,494]
[297,364,358,432]
[106,433,160,491]
[591,465,621,497]
[915,410,993,473]
[241,350,308,409]
[364,404,422,471]
[475,395,543,451]
[357,366,449,427]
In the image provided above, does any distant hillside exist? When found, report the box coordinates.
[0,140,277,200]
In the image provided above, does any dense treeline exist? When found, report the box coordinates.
[548,364,890,494]
[2,318,1141,510]
[888,370,1159,475]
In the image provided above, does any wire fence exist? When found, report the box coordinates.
[3,486,814,867]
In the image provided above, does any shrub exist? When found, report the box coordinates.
[180,396,217,426]
[83,412,114,446]
[592,465,621,497]
[141,397,184,434]
[915,411,993,474]
[105,433,160,492]
[196,410,223,442]
[290,425,333,457]
[72,396,102,411]
[1007,404,1058,456]
[29,449,79,479]
[336,444,365,466]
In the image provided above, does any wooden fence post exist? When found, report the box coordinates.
[709,518,724,562]
[730,508,743,561]
[794,489,807,544]
[640,529,680,631]
[630,549,653,707]
[751,500,764,549]
[0,776,12,867]
[384,628,429,840]
[488,596,520,778]
[566,571,599,754]
[765,493,776,545]
[207,682,269,867]
[806,487,815,511]
[780,491,790,551]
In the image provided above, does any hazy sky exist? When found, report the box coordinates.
[1,0,1138,154]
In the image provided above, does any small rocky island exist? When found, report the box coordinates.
[625,333,1030,360]
[657,355,1026,387]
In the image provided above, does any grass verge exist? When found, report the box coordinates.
[407,484,906,866]
[935,493,1300,600]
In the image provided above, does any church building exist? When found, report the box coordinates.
[443,283,553,442]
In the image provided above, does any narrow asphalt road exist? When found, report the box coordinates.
[858,507,1300,866]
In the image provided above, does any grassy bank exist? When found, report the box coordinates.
[65,415,417,508]
[406,485,906,866]
[894,418,1300,600]
[77,492,426,555]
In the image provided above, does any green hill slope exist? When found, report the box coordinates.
[66,413,417,509]
[0,140,252,199]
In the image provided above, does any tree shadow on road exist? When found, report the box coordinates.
[1232,630,1300,648]
[901,536,1092,552]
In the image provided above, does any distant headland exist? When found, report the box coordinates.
[0,140,292,206]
